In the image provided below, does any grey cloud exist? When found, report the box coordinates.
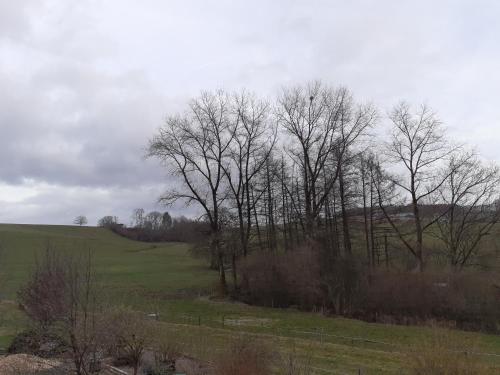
[1,0,500,224]
[0,62,167,187]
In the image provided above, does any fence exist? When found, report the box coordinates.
[170,312,500,360]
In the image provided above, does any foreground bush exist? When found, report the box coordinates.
[8,329,67,358]
[104,307,154,375]
[212,337,274,375]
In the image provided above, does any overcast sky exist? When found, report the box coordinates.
[1,0,499,225]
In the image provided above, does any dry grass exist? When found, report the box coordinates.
[212,336,274,375]
[406,332,491,375]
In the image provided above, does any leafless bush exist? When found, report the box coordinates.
[18,246,68,329]
[238,249,324,309]
[18,247,105,375]
[358,271,500,331]
[148,325,185,373]
[104,307,153,375]
[212,336,274,375]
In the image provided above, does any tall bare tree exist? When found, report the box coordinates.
[381,103,456,271]
[222,92,276,258]
[276,82,375,240]
[147,91,234,294]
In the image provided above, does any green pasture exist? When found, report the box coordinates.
[1,223,500,373]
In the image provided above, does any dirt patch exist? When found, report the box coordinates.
[0,354,63,374]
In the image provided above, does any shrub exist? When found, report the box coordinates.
[359,272,449,322]
[357,271,500,331]
[18,248,69,329]
[8,329,67,358]
[146,326,184,375]
[238,249,325,309]
[104,307,153,375]
[212,337,273,375]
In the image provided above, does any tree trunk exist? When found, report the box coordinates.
[338,163,352,255]
[361,168,371,267]
[411,190,424,272]
[232,253,238,290]
[218,251,227,295]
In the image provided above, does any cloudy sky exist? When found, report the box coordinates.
[1,0,499,225]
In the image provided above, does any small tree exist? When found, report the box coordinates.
[19,248,104,375]
[65,251,104,375]
[106,308,152,375]
[382,103,455,271]
[18,246,68,329]
[131,208,145,228]
[73,216,88,226]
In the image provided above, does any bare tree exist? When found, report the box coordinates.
[222,92,275,258]
[359,153,373,266]
[147,90,234,294]
[144,211,163,231]
[381,103,455,271]
[73,216,88,226]
[19,248,104,375]
[131,208,145,228]
[18,246,68,330]
[276,82,375,240]
[369,155,399,267]
[65,251,103,375]
[434,151,500,269]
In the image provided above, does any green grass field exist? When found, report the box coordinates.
[1,223,500,374]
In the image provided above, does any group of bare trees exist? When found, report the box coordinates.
[148,81,500,293]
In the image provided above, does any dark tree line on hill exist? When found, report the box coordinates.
[98,210,209,243]
[147,82,500,321]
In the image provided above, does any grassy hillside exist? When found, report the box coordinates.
[1,224,500,373]
[0,224,216,299]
